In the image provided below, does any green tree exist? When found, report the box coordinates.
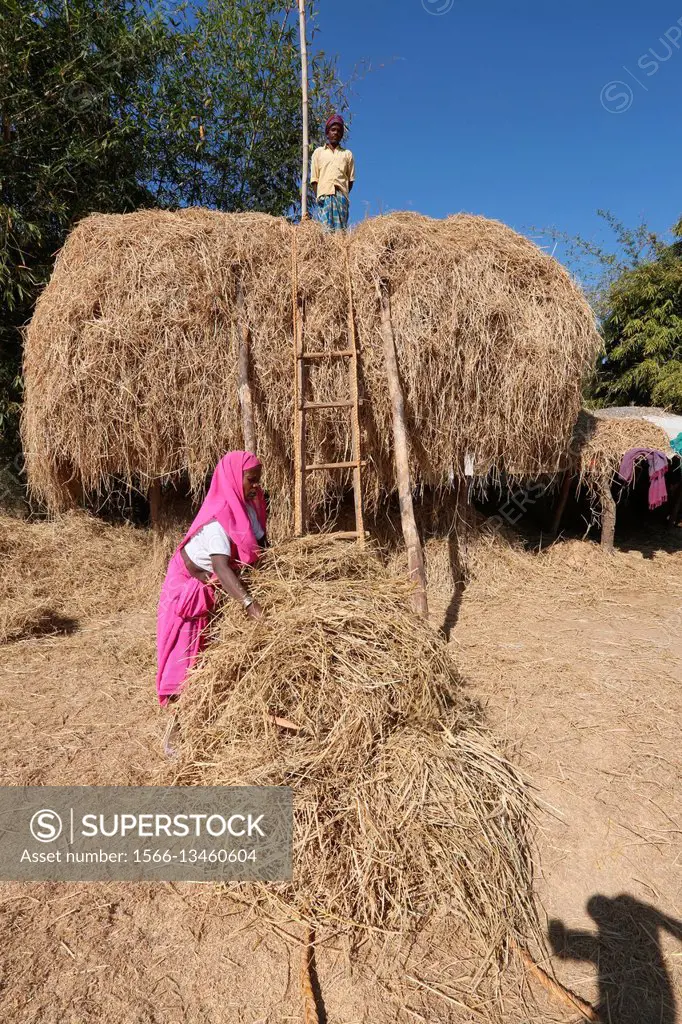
[544,211,682,412]
[593,218,682,410]
[147,0,342,214]
[1,0,172,460]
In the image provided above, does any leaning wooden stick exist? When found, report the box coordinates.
[236,279,256,454]
[515,944,601,1022]
[301,927,319,1024]
[377,279,428,619]
[599,472,616,552]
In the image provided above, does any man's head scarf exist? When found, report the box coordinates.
[325,114,345,134]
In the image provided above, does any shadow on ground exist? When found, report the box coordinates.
[549,894,682,1024]
[23,612,80,639]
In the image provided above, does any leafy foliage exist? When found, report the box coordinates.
[544,211,682,412]
[1,0,171,458]
[146,0,342,214]
[592,219,682,410]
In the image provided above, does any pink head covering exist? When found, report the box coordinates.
[179,451,266,567]
[325,113,345,134]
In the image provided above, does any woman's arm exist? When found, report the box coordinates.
[210,554,263,620]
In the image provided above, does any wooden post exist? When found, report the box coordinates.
[345,250,365,545]
[298,0,309,219]
[549,471,573,538]
[454,475,473,570]
[377,280,428,618]
[292,232,307,536]
[56,463,83,510]
[149,481,162,531]
[236,280,256,454]
[599,474,616,552]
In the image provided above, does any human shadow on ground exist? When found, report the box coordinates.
[548,894,682,1024]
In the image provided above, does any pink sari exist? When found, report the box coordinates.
[155,451,267,705]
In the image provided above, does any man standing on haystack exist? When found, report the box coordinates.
[310,114,355,232]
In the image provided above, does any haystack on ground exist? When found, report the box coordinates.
[22,209,599,532]
[166,539,538,964]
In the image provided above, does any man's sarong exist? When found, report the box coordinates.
[155,550,217,705]
[317,190,349,232]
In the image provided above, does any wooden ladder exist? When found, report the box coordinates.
[291,234,365,543]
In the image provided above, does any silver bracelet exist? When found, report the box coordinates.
[242,595,254,609]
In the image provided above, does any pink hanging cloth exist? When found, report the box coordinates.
[617,447,669,510]
[155,451,267,705]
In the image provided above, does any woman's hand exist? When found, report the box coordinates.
[208,556,263,620]
[246,600,264,621]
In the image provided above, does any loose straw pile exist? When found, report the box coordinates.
[166,539,539,966]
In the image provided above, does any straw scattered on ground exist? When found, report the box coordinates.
[0,516,680,1022]
[0,512,154,644]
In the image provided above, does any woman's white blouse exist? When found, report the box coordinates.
[183,507,264,572]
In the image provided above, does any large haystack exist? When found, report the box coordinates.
[23,209,599,528]
[167,540,538,961]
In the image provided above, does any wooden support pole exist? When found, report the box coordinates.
[298,0,309,219]
[149,481,162,531]
[454,474,473,572]
[549,471,573,539]
[599,474,616,552]
[345,250,366,546]
[292,232,307,537]
[236,280,256,454]
[56,463,83,510]
[377,280,428,618]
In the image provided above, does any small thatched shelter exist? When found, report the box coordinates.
[22,209,599,536]
[571,408,675,483]
[550,408,679,549]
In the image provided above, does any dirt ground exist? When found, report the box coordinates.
[0,516,680,1023]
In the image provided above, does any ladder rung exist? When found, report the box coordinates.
[300,531,368,541]
[305,460,366,472]
[300,349,354,360]
[301,400,354,410]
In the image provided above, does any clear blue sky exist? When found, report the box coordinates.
[312,0,682,261]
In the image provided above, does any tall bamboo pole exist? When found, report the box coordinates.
[298,0,309,219]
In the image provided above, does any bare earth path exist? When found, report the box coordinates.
[1,523,680,1022]
[444,536,682,1024]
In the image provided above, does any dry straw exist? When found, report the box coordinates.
[0,511,154,644]
[570,409,671,491]
[22,209,599,531]
[166,539,539,963]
